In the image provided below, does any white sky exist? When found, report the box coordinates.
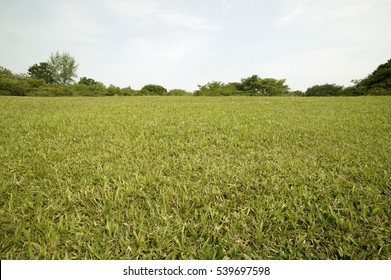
[1,0,390,91]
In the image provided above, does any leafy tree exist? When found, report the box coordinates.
[121,86,138,96]
[78,77,97,85]
[238,75,289,96]
[341,86,366,96]
[305,84,344,96]
[48,51,78,84]
[194,81,239,96]
[28,62,55,84]
[194,81,223,96]
[140,84,168,95]
[106,84,121,96]
[357,58,391,90]
[0,66,14,78]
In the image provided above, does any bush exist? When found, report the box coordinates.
[106,85,121,96]
[194,81,239,96]
[71,83,107,96]
[121,87,139,96]
[27,84,76,96]
[78,77,97,85]
[367,87,391,95]
[140,84,168,95]
[0,76,45,96]
[342,86,367,96]
[289,90,305,96]
[168,89,193,96]
[0,77,26,96]
[305,84,344,96]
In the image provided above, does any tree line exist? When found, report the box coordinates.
[1,52,390,96]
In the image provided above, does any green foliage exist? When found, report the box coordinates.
[342,86,367,96]
[48,51,78,84]
[367,87,391,95]
[106,84,121,96]
[71,83,107,96]
[0,66,14,78]
[4,57,391,96]
[194,76,290,96]
[358,58,391,90]
[27,84,76,96]
[168,89,193,96]
[194,81,239,96]
[140,84,168,95]
[0,76,45,96]
[1,96,390,259]
[290,90,305,96]
[238,75,290,96]
[28,62,56,84]
[0,77,27,96]
[305,84,344,96]
[120,87,139,96]
[78,77,97,85]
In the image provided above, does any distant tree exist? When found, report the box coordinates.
[72,82,107,96]
[194,81,239,96]
[121,86,138,96]
[341,86,366,96]
[357,58,391,90]
[195,81,223,96]
[78,77,97,85]
[305,84,344,96]
[238,75,289,96]
[0,66,14,78]
[106,84,121,96]
[28,62,55,84]
[140,84,168,95]
[48,51,78,84]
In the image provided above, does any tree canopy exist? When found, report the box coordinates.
[48,51,78,84]
[357,58,391,90]
[0,66,14,78]
[305,84,344,96]
[140,84,168,95]
[28,62,56,84]
[78,77,97,85]
[2,55,391,96]
[195,75,290,96]
[238,75,290,96]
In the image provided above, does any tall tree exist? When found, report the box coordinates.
[28,62,55,84]
[48,51,78,84]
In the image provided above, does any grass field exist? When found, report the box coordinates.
[0,96,390,259]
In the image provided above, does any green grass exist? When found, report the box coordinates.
[0,96,390,259]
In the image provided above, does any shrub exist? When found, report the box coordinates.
[140,84,168,95]
[305,84,344,96]
[168,89,193,96]
[121,87,139,96]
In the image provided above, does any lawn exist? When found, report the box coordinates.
[0,96,390,259]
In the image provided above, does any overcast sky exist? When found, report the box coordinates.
[1,0,390,91]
